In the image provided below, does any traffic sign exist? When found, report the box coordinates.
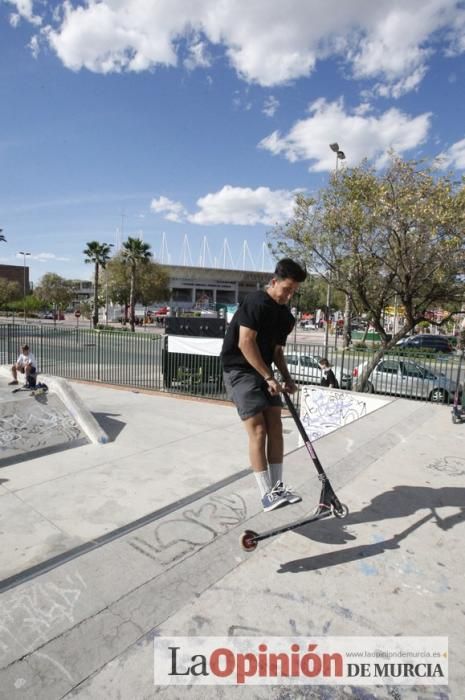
[75,310,81,318]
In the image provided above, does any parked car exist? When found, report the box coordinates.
[281,352,351,389]
[443,335,458,349]
[154,306,169,316]
[39,311,64,320]
[352,358,459,402]
[396,334,453,354]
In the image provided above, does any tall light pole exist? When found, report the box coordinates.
[330,142,346,172]
[328,143,349,352]
[324,145,346,355]
[19,251,31,321]
[105,243,114,325]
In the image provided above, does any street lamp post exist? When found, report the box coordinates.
[330,142,346,172]
[19,251,31,321]
[324,279,331,356]
[323,144,346,355]
[329,143,350,351]
[104,243,114,326]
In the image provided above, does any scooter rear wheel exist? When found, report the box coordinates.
[240,530,258,552]
[332,503,349,519]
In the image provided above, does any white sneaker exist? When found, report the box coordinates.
[261,483,288,512]
[275,480,302,504]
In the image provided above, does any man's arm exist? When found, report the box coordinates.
[238,326,282,394]
[273,346,297,394]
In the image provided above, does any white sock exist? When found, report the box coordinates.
[268,462,283,487]
[254,470,271,497]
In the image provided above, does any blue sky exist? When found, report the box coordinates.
[1,0,465,283]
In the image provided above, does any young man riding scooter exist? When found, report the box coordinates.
[221,258,307,512]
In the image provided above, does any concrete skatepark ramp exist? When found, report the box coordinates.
[0,382,463,698]
[0,366,108,467]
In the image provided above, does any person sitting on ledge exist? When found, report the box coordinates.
[9,344,37,387]
[318,358,339,389]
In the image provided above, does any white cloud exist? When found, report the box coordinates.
[151,186,298,225]
[437,138,465,170]
[262,96,280,118]
[445,8,465,55]
[259,97,431,172]
[374,66,428,99]
[7,0,42,27]
[28,34,40,59]
[11,0,465,95]
[232,89,252,112]
[187,185,298,226]
[15,252,71,262]
[150,196,188,223]
[184,38,211,71]
[353,102,372,116]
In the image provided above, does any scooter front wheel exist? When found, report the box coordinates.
[332,503,349,519]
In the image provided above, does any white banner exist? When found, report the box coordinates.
[154,636,448,686]
[167,336,223,356]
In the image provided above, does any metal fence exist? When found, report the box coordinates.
[0,323,461,405]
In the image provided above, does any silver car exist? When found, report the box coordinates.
[281,353,351,389]
[352,358,459,402]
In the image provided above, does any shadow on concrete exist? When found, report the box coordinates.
[91,412,126,441]
[0,478,9,485]
[0,439,89,469]
[277,485,465,574]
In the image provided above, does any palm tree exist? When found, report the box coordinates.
[121,236,152,332]
[83,241,113,328]
[0,229,6,243]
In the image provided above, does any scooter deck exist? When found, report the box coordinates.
[11,386,48,397]
[241,504,347,552]
[240,477,348,551]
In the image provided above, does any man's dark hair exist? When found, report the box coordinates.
[21,344,29,351]
[274,258,307,283]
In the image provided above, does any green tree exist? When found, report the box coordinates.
[138,263,170,307]
[121,237,153,331]
[79,301,93,320]
[0,279,21,309]
[106,254,169,320]
[23,294,43,315]
[83,241,113,329]
[297,275,345,317]
[35,273,75,312]
[270,156,465,389]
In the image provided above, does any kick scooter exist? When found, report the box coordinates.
[240,391,349,552]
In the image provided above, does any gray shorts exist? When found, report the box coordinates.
[223,369,282,420]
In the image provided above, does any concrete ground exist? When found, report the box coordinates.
[0,381,464,699]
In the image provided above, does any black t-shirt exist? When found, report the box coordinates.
[221,290,295,372]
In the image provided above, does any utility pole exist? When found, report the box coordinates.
[19,251,31,321]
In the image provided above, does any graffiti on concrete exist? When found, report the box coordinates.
[426,456,465,477]
[300,388,368,441]
[128,493,247,566]
[0,572,87,665]
[0,396,85,460]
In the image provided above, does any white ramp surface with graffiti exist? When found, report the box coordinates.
[0,392,88,465]
[299,386,391,443]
